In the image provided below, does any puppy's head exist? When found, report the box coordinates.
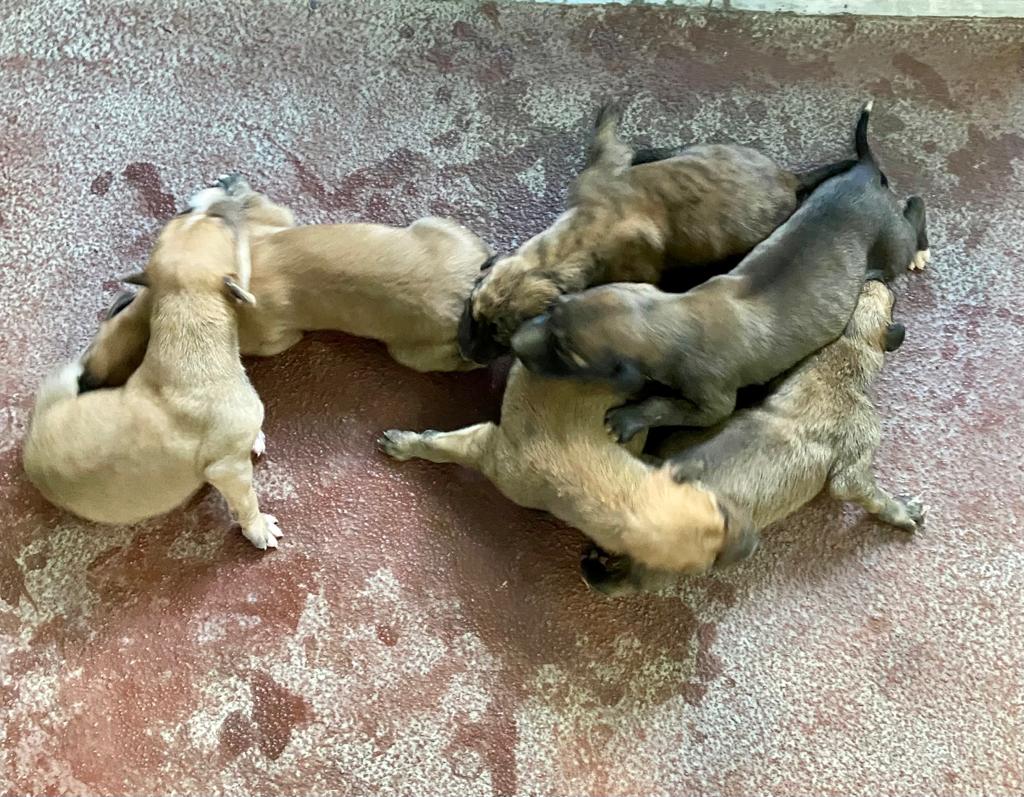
[459,253,564,364]
[78,289,151,392]
[626,466,749,574]
[118,185,255,305]
[847,279,904,353]
[510,283,652,392]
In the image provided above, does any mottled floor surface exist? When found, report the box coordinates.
[1,2,1022,795]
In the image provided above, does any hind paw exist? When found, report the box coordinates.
[909,248,930,271]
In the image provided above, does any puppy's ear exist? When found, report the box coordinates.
[715,502,759,568]
[223,275,256,306]
[884,322,906,352]
[118,270,150,287]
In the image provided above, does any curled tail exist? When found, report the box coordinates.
[856,99,874,163]
[32,360,85,415]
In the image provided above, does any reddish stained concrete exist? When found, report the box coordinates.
[1,2,1022,795]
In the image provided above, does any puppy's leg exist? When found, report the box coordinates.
[606,393,735,443]
[213,174,296,230]
[387,342,481,373]
[829,457,926,532]
[377,423,496,469]
[904,195,929,271]
[205,457,282,550]
[580,545,663,597]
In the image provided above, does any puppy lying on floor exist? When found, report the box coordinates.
[23,182,281,549]
[78,176,491,390]
[458,101,861,362]
[377,364,757,586]
[582,280,925,596]
[512,101,930,442]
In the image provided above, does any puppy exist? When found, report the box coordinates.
[78,177,491,391]
[23,182,281,549]
[376,363,756,585]
[583,280,924,595]
[512,101,930,442]
[458,101,860,362]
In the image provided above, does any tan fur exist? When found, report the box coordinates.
[23,187,281,549]
[377,363,738,581]
[79,181,490,389]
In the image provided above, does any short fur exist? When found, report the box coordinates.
[583,281,925,595]
[458,101,858,362]
[78,177,491,391]
[512,101,930,442]
[377,362,755,584]
[23,183,282,549]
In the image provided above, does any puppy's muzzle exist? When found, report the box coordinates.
[458,298,510,364]
[509,314,553,369]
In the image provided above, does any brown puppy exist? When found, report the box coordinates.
[23,183,281,549]
[78,176,491,390]
[376,362,756,586]
[581,280,924,596]
[512,102,929,442]
[458,102,859,362]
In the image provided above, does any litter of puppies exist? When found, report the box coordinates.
[24,99,928,592]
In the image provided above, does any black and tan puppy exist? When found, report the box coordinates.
[377,363,756,586]
[512,101,929,443]
[458,102,860,363]
[582,280,924,596]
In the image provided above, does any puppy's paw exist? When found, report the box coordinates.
[214,173,249,195]
[909,248,930,271]
[580,545,636,597]
[894,494,927,532]
[251,431,266,459]
[376,429,421,461]
[669,458,706,484]
[604,406,648,445]
[242,513,283,550]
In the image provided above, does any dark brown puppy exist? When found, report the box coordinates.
[512,101,929,443]
[581,280,924,596]
[458,102,858,363]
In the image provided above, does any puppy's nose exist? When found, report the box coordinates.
[77,369,104,394]
[884,322,906,352]
[510,315,551,363]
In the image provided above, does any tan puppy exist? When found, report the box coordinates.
[377,363,756,586]
[458,102,859,362]
[582,280,924,595]
[78,177,491,390]
[23,183,281,549]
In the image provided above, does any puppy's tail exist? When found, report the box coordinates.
[33,360,85,415]
[853,98,889,186]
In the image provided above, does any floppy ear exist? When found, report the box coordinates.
[118,270,150,287]
[223,275,256,306]
[884,322,906,352]
[714,502,760,568]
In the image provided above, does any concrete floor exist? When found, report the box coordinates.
[1,1,1022,795]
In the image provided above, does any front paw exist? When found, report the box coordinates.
[242,513,283,550]
[668,457,706,484]
[580,545,637,597]
[251,430,266,459]
[214,173,249,195]
[892,494,927,532]
[909,248,930,272]
[604,406,649,444]
[376,429,422,461]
